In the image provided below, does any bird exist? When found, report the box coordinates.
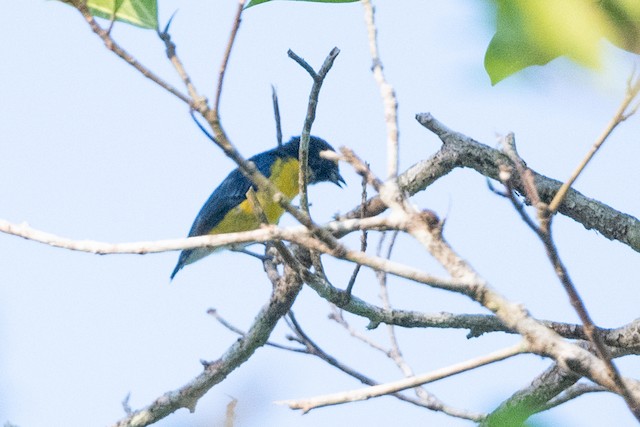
[170,135,345,280]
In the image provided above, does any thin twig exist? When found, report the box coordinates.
[0,218,468,291]
[157,14,207,108]
[496,166,544,240]
[271,85,283,146]
[224,397,237,427]
[338,135,640,407]
[277,342,526,413]
[112,257,303,427]
[214,0,246,113]
[288,47,340,273]
[189,109,219,144]
[70,0,192,106]
[548,74,640,214]
[105,0,122,34]
[539,224,639,418]
[499,133,541,208]
[361,0,399,179]
[329,307,390,354]
[288,47,340,215]
[497,133,640,419]
[287,50,318,79]
[345,171,369,295]
[372,232,484,423]
[376,232,412,375]
[208,308,305,353]
[283,313,484,421]
[539,383,607,412]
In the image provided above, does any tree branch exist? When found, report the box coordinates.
[288,47,340,216]
[69,0,192,106]
[337,145,640,406]
[277,342,525,413]
[404,113,640,253]
[548,73,640,214]
[361,0,399,179]
[111,263,303,427]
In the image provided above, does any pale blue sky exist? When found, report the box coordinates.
[1,1,639,426]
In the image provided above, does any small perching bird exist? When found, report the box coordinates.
[170,135,345,279]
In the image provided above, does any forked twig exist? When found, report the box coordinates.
[288,47,340,214]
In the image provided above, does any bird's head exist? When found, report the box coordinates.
[284,135,345,187]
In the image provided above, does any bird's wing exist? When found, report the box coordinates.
[187,151,282,236]
[170,169,252,279]
[187,167,253,237]
[170,151,284,279]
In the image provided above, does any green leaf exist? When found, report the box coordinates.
[485,0,640,85]
[599,0,640,53]
[246,0,359,8]
[78,0,158,30]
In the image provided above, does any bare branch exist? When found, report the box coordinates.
[0,218,468,291]
[214,0,246,113]
[548,73,640,214]
[484,343,635,425]
[111,262,303,427]
[540,383,607,412]
[69,1,192,106]
[157,16,207,108]
[278,343,525,413]
[539,226,639,415]
[482,362,581,426]
[288,47,340,214]
[361,0,399,179]
[208,308,305,353]
[496,131,640,418]
[345,172,370,295]
[409,113,640,253]
[337,143,640,404]
[271,85,283,146]
[287,312,485,421]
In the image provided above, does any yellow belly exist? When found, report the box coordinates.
[209,157,300,235]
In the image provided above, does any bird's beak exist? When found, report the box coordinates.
[331,170,346,188]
